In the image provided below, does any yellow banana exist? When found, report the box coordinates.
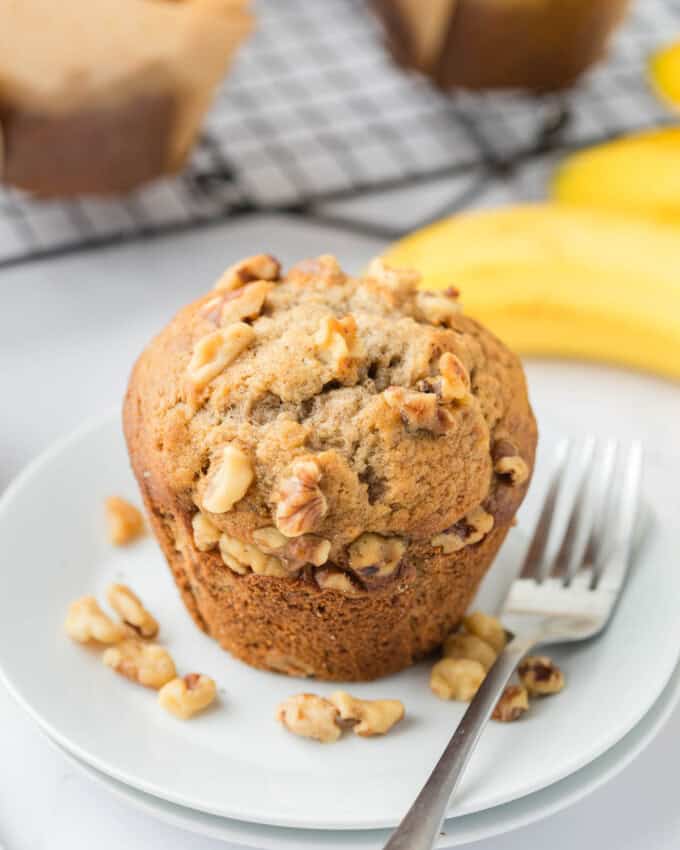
[381,204,680,380]
[649,40,680,108]
[552,127,680,225]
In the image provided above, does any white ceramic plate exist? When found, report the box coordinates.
[44,655,680,849]
[0,412,678,830]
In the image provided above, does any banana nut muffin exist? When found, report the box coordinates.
[124,254,537,681]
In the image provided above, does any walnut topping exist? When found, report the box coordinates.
[107,584,159,639]
[495,454,530,486]
[276,693,341,743]
[65,596,123,645]
[431,505,495,553]
[366,257,420,296]
[443,632,497,671]
[418,353,470,403]
[214,254,281,292]
[348,532,406,586]
[313,314,364,377]
[158,674,217,720]
[105,496,144,545]
[492,685,529,722]
[492,439,530,486]
[329,691,404,737]
[430,657,486,701]
[430,530,466,553]
[252,526,288,551]
[415,290,461,326]
[219,532,289,577]
[463,611,507,654]
[285,535,332,567]
[518,656,565,695]
[201,444,254,514]
[286,255,346,287]
[274,458,327,538]
[383,386,455,435]
[186,322,255,395]
[314,567,364,596]
[219,280,272,325]
[102,639,176,689]
[192,512,221,552]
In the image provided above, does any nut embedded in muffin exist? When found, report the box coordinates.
[123,253,536,681]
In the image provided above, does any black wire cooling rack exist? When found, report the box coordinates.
[0,0,678,268]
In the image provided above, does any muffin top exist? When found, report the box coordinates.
[126,254,536,589]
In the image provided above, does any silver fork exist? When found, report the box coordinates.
[384,438,643,850]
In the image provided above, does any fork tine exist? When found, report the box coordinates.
[593,441,643,591]
[549,437,596,583]
[581,439,618,569]
[519,439,569,580]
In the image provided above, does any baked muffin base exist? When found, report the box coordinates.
[142,489,512,682]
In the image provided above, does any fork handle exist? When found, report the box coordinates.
[383,635,537,850]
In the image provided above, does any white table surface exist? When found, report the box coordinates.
[2,215,680,850]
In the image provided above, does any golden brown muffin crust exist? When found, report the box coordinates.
[124,254,536,680]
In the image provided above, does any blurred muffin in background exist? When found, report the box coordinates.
[372,0,630,92]
[0,0,252,197]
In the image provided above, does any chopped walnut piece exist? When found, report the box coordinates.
[495,454,529,486]
[105,496,144,545]
[219,532,289,577]
[348,532,406,586]
[286,255,346,287]
[186,322,255,396]
[192,512,221,552]
[65,596,123,645]
[443,632,497,672]
[383,386,455,435]
[329,691,404,737]
[107,584,159,639]
[492,685,529,722]
[430,530,466,554]
[313,314,364,377]
[366,257,420,296]
[102,639,176,689]
[274,457,327,537]
[201,444,254,514]
[430,658,486,701]
[276,693,341,743]
[415,290,461,326]
[438,353,471,401]
[492,439,530,487]
[418,353,470,403]
[285,535,332,567]
[463,611,507,654]
[252,526,288,551]
[158,673,217,720]
[431,505,495,553]
[214,254,281,292]
[219,280,272,325]
[314,567,364,596]
[518,656,565,695]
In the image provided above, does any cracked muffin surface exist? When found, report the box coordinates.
[124,254,537,681]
